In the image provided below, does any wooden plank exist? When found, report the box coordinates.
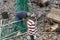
[46,8,60,22]
[36,0,48,3]
[42,0,48,3]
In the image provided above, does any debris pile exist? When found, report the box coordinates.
[0,0,60,40]
[0,0,16,25]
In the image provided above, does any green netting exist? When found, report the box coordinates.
[28,5,33,13]
[15,0,29,12]
[0,0,34,40]
[15,20,27,33]
[0,20,27,40]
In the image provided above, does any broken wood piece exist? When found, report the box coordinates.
[36,0,48,3]
[42,0,48,4]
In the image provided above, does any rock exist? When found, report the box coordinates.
[46,8,60,22]
[50,24,59,31]
[45,24,59,32]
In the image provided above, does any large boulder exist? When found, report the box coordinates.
[46,8,60,23]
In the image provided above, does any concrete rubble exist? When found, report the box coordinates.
[0,0,60,40]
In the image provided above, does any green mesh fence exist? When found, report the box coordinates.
[0,20,27,40]
[0,0,35,40]
[15,0,34,13]
[0,4,35,40]
[15,0,29,12]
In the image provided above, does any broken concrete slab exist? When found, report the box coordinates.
[46,8,60,22]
